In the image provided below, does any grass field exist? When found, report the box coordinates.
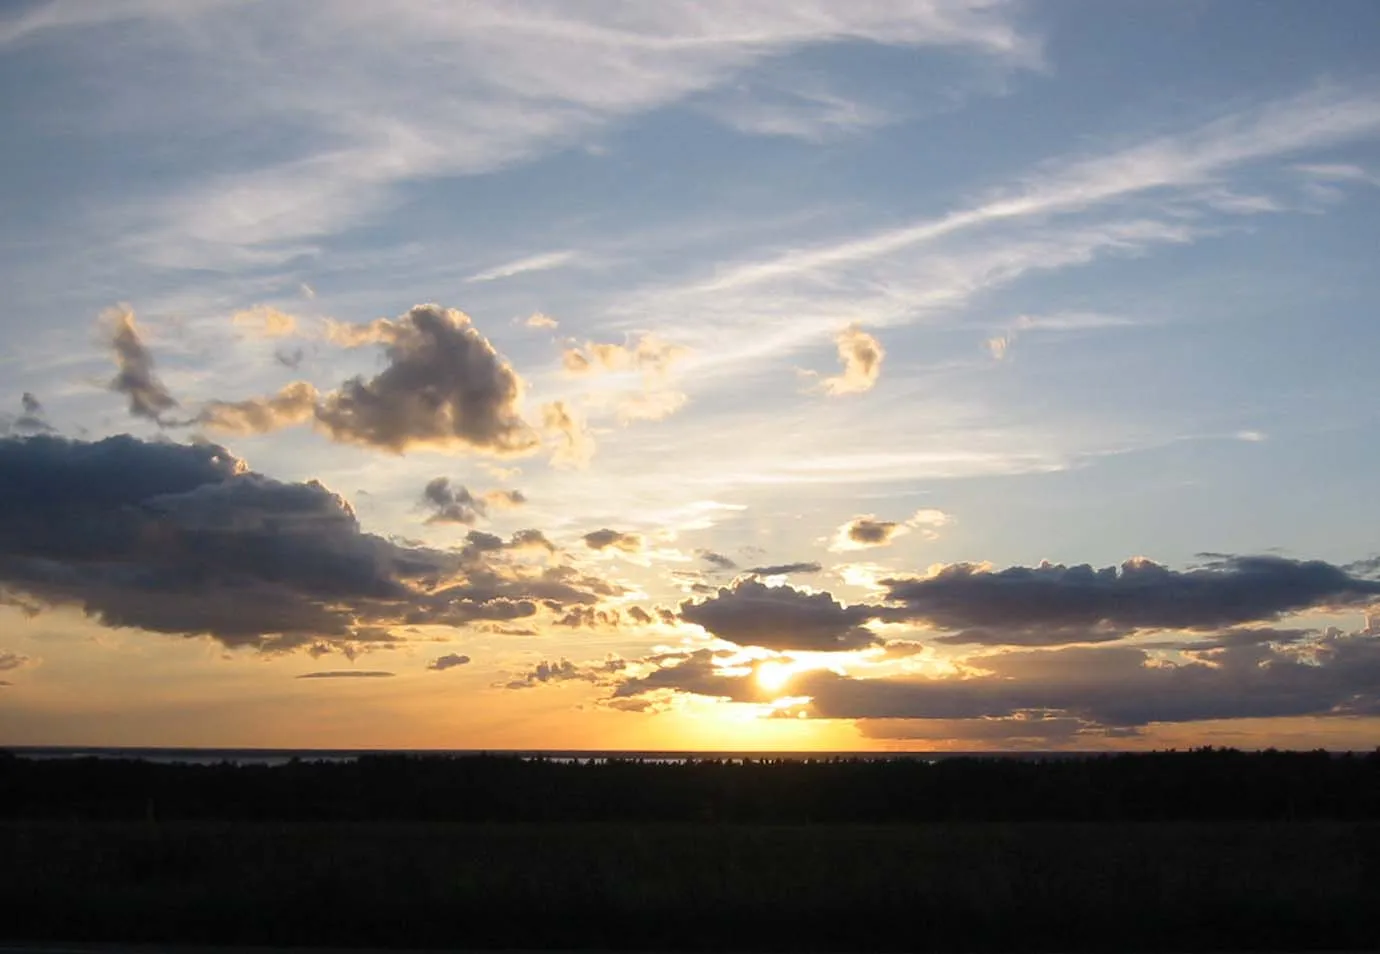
[4,820,1379,950]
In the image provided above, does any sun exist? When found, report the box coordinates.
[755,660,792,694]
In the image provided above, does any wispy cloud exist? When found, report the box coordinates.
[465,250,578,284]
[14,2,1035,268]
[611,85,1380,378]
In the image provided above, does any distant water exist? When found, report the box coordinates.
[2,746,1091,766]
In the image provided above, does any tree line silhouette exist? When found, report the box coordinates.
[4,746,1379,822]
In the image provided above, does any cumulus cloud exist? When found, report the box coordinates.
[197,382,319,435]
[104,305,178,424]
[3,393,52,435]
[562,334,687,377]
[744,561,822,577]
[0,434,610,653]
[680,578,878,651]
[315,305,540,455]
[583,529,643,553]
[232,305,299,338]
[542,400,596,468]
[821,324,884,395]
[882,555,1380,640]
[421,477,484,526]
[609,626,1380,730]
[483,489,526,509]
[697,549,738,571]
[275,347,305,369]
[0,650,36,672]
[296,670,395,679]
[202,305,557,458]
[562,333,690,423]
[830,509,951,551]
[524,313,559,330]
[427,653,471,671]
[505,655,626,689]
[797,634,1380,727]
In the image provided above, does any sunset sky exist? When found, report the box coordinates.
[4,0,1380,752]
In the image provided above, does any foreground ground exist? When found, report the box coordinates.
[4,820,1378,951]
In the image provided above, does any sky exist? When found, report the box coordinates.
[3,0,1380,752]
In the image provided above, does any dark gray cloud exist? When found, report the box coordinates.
[839,516,901,548]
[315,304,539,455]
[427,653,471,671]
[610,630,1380,728]
[745,561,822,576]
[505,655,625,689]
[419,479,526,526]
[611,649,769,703]
[679,578,878,651]
[796,634,1380,726]
[275,346,305,369]
[105,306,178,424]
[697,549,737,571]
[297,670,395,679]
[0,434,610,653]
[423,477,484,525]
[3,393,53,435]
[583,528,643,552]
[882,556,1380,637]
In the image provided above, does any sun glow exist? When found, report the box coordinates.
[755,660,793,694]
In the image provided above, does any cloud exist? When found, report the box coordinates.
[563,334,688,378]
[615,86,1380,384]
[505,655,626,689]
[3,393,53,435]
[465,250,576,283]
[986,311,1133,361]
[32,3,1033,267]
[830,509,952,551]
[524,313,559,330]
[232,305,299,338]
[542,400,596,468]
[315,305,539,455]
[296,670,395,679]
[697,550,737,571]
[744,561,822,577]
[0,433,611,653]
[796,633,1380,727]
[103,305,178,424]
[199,305,578,463]
[422,477,484,526]
[583,529,643,553]
[427,653,471,671]
[483,489,526,510]
[882,555,1380,640]
[0,650,36,672]
[610,625,1380,729]
[275,347,305,369]
[561,334,690,423]
[821,324,884,395]
[679,578,877,652]
[197,382,319,435]
[836,517,901,549]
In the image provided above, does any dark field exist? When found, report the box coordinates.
[4,819,1380,951]
[4,749,1380,950]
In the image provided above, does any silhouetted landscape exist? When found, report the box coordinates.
[3,748,1378,950]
